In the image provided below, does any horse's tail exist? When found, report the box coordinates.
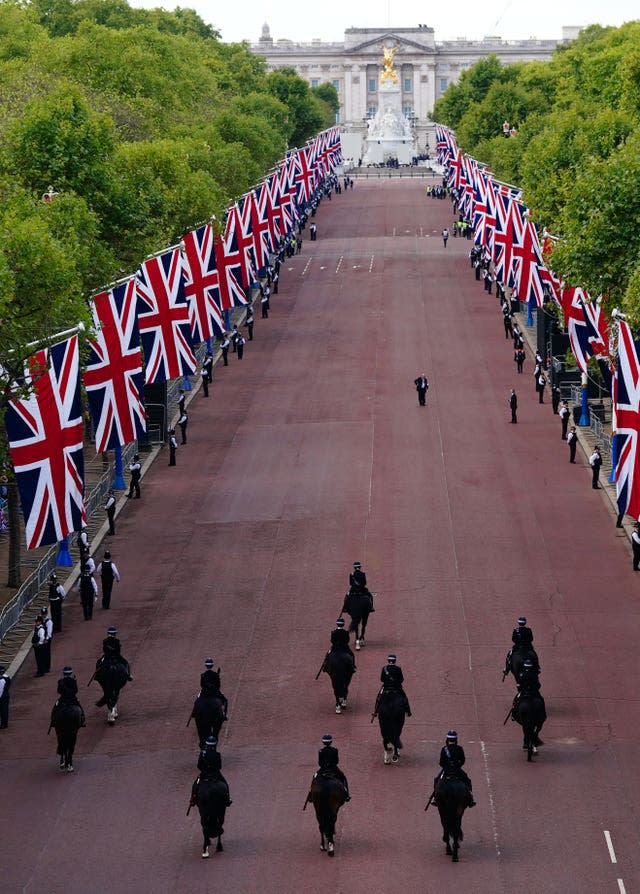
[378,691,405,747]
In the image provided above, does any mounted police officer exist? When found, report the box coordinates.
[511,616,533,650]
[329,618,354,659]
[374,654,412,716]
[190,736,232,807]
[434,730,475,807]
[313,733,350,800]
[97,627,132,679]
[347,560,375,612]
[199,658,228,718]
[511,659,546,745]
[52,666,86,727]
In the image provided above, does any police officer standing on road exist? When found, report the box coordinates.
[220,333,230,366]
[414,375,429,407]
[96,550,120,610]
[589,445,602,489]
[245,308,254,341]
[236,332,246,360]
[168,429,178,466]
[104,488,116,535]
[510,389,518,424]
[200,364,209,397]
[178,410,188,445]
[632,523,640,571]
[78,568,97,620]
[567,426,578,463]
[560,401,570,440]
[0,665,11,728]
[127,454,141,499]
[203,352,213,384]
[41,606,53,674]
[32,615,47,677]
[48,573,65,633]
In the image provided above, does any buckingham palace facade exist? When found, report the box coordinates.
[250,24,579,155]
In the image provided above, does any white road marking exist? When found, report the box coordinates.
[369,255,375,273]
[352,265,360,269]
[335,256,343,274]
[617,880,627,894]
[319,266,326,270]
[420,227,423,237]
[604,830,617,863]
[480,741,501,859]
[392,226,396,236]
[302,258,312,276]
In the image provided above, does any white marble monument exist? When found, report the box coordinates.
[362,44,415,165]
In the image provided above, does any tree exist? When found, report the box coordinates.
[266,67,325,146]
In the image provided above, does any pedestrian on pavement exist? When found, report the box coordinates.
[96,550,120,610]
[515,347,525,374]
[200,365,209,397]
[442,228,449,247]
[567,426,578,463]
[551,384,561,415]
[414,375,429,406]
[0,665,10,728]
[41,606,53,674]
[127,454,141,499]
[169,429,178,466]
[178,411,188,445]
[537,371,547,404]
[104,488,116,535]
[632,524,640,571]
[78,569,97,620]
[32,616,47,676]
[560,401,570,439]
[589,445,602,489]
[220,334,230,366]
[203,352,213,384]
[236,333,246,360]
[510,389,518,424]
[48,573,65,633]
[245,308,254,341]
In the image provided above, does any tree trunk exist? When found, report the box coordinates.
[7,480,21,588]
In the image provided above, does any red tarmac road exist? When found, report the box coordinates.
[3,181,640,894]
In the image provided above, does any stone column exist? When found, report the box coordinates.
[343,64,353,124]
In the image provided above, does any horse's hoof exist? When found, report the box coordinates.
[327,843,334,857]
[452,853,459,863]
[320,844,326,851]
[383,750,390,764]
[335,705,341,714]
[202,848,210,859]
[355,640,361,650]
[532,746,538,755]
[391,752,399,763]
[340,698,347,708]
[59,762,65,771]
[67,765,74,773]
[446,844,452,855]
[216,842,223,852]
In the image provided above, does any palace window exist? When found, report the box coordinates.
[332,79,340,92]
[367,106,377,118]
[368,77,377,93]
[310,79,319,88]
[403,77,412,92]
[440,77,448,92]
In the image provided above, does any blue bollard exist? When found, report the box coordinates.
[57,537,73,567]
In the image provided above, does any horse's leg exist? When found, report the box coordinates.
[452,832,459,862]
[331,678,341,713]
[320,830,326,852]
[216,834,223,853]
[444,831,452,856]
[360,612,368,644]
[392,743,399,763]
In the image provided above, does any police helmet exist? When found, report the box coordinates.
[517,616,527,626]
[322,734,333,745]
[63,666,73,675]
[446,730,458,742]
[49,573,57,582]
[104,550,111,559]
[40,606,48,615]
[107,626,117,636]
[353,561,362,569]
[387,654,397,664]
[335,618,345,628]
[205,736,217,748]
[204,658,214,669]
[523,659,534,669]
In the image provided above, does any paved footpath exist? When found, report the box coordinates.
[3,181,640,894]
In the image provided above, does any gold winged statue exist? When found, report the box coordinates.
[380,45,399,86]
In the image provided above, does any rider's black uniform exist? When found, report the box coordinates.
[192,744,232,805]
[199,669,228,715]
[435,743,474,804]
[97,637,131,677]
[376,663,412,715]
[329,627,354,661]
[316,744,350,798]
[349,568,367,590]
[52,674,86,726]
[512,625,534,649]
[512,666,547,731]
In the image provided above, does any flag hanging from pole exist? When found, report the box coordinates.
[615,321,640,519]
[4,335,86,549]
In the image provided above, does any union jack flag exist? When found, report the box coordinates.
[225,198,257,290]
[85,279,146,453]
[561,286,608,373]
[493,190,522,288]
[512,210,552,308]
[265,171,283,247]
[295,145,317,206]
[182,224,225,343]
[615,321,640,519]
[278,156,298,235]
[213,228,248,311]
[251,181,275,272]
[4,335,86,549]
[137,247,196,383]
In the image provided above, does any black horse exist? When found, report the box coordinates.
[322,650,355,714]
[52,702,83,772]
[192,694,226,748]
[308,774,347,856]
[94,658,129,724]
[341,590,373,650]
[195,776,229,859]
[515,694,546,761]
[378,688,409,764]
[503,645,539,682]
[434,776,467,862]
